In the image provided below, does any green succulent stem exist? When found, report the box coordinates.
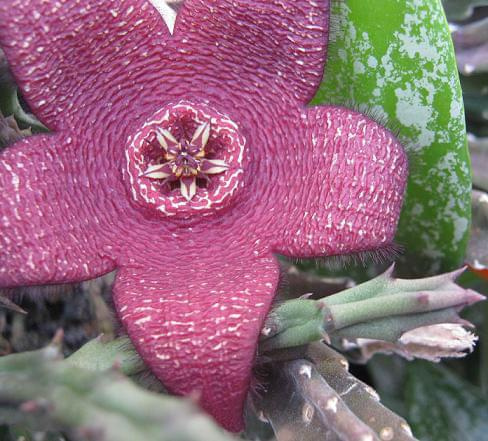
[335,308,463,342]
[66,335,145,376]
[0,339,235,441]
[260,266,484,352]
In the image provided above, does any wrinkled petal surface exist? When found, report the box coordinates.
[0,0,170,129]
[113,240,280,431]
[174,0,329,106]
[0,135,116,286]
[267,106,409,257]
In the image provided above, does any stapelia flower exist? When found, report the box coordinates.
[0,0,408,432]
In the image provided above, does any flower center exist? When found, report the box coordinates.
[142,121,230,201]
[125,101,246,218]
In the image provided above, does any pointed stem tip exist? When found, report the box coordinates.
[260,266,485,352]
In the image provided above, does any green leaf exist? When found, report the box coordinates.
[406,361,488,441]
[313,0,471,275]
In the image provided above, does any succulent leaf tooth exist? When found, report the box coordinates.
[180,176,197,201]
[145,171,172,179]
[142,163,172,179]
[201,159,229,174]
[191,122,211,150]
[156,128,179,151]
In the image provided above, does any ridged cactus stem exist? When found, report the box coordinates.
[260,266,484,352]
[0,338,235,441]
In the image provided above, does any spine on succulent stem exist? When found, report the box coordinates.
[260,265,485,353]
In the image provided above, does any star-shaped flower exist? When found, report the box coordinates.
[0,0,408,432]
[142,122,229,201]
